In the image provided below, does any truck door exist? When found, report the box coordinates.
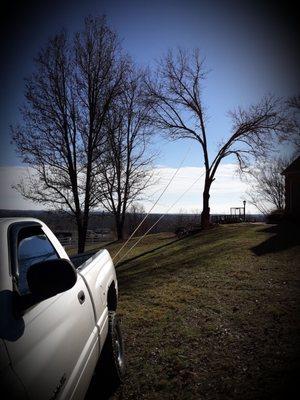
[5,222,99,400]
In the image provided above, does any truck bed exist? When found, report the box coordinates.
[70,250,103,269]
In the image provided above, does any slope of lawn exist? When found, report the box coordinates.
[69,232,176,266]
[101,223,300,400]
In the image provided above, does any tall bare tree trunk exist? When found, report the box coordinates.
[115,216,125,241]
[77,227,86,254]
[201,176,211,228]
[75,214,86,254]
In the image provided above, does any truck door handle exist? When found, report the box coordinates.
[78,291,85,304]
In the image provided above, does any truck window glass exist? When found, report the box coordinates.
[17,232,59,295]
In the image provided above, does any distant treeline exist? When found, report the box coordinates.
[0,209,265,238]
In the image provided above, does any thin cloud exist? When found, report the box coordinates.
[0,164,256,214]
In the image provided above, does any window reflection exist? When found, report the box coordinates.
[18,234,58,295]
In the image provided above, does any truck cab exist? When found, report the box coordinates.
[0,218,124,399]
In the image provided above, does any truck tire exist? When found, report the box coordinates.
[85,312,125,399]
[101,311,125,386]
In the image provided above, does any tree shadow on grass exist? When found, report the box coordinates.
[115,230,239,297]
[116,237,182,269]
[251,223,300,256]
[116,226,234,271]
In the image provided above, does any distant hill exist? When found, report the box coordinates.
[0,209,265,235]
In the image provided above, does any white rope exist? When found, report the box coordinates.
[115,171,204,267]
[112,144,192,262]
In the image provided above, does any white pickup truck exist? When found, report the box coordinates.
[0,218,125,399]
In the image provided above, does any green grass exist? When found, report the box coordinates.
[105,223,300,400]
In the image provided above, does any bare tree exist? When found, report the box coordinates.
[95,68,155,240]
[279,95,300,155]
[146,48,286,228]
[244,157,288,214]
[12,17,126,253]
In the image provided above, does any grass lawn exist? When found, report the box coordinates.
[68,232,176,266]
[100,223,300,400]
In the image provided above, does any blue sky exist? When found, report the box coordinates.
[0,0,298,211]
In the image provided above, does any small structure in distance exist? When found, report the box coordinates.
[230,200,246,222]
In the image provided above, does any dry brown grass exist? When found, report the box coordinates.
[106,223,300,400]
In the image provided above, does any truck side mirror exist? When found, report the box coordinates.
[27,259,77,300]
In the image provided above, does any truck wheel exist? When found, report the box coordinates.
[101,311,125,386]
[86,312,125,398]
